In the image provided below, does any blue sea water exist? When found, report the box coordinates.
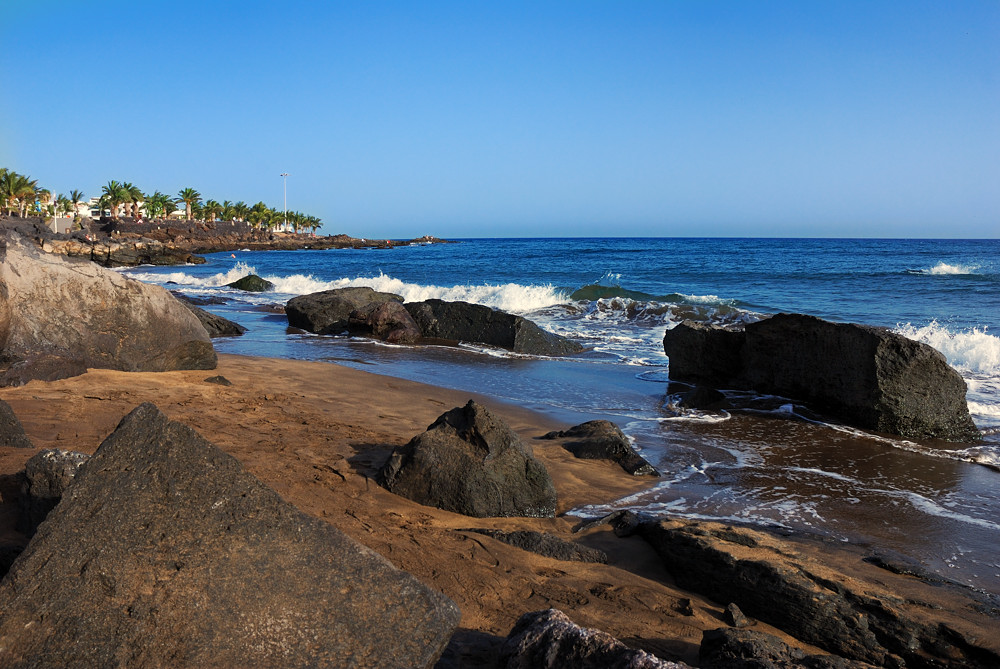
[124,237,1000,594]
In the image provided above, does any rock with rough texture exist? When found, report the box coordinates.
[541,421,658,476]
[0,403,460,668]
[500,608,689,668]
[0,400,33,448]
[405,299,584,356]
[348,300,422,344]
[461,529,607,563]
[226,273,273,292]
[663,314,979,441]
[180,302,247,338]
[0,232,216,385]
[286,287,404,335]
[700,628,867,669]
[18,449,91,537]
[639,519,1000,668]
[380,400,557,518]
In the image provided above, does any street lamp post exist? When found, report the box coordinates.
[280,173,289,231]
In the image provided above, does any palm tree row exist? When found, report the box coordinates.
[3,167,323,234]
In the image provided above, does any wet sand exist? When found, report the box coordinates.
[0,354,996,666]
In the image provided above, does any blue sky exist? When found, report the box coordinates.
[2,1,997,238]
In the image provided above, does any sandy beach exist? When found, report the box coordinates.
[1,353,995,667]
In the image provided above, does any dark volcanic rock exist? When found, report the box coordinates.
[348,300,421,343]
[0,232,216,385]
[405,299,584,356]
[541,420,658,476]
[17,449,91,537]
[180,302,247,337]
[226,273,273,292]
[204,375,233,386]
[286,287,404,335]
[0,400,33,448]
[723,603,751,629]
[662,321,746,387]
[500,608,689,668]
[461,529,607,563]
[663,314,979,441]
[0,403,460,668]
[380,400,557,518]
[700,628,866,669]
[639,519,1000,668]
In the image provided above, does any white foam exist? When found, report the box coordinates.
[923,262,980,275]
[895,321,1000,375]
[897,491,1000,531]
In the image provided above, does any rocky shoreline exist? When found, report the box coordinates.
[0,214,452,267]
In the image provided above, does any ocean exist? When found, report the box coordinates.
[123,237,1000,595]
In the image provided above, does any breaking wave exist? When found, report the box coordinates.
[905,262,981,276]
[895,321,1000,375]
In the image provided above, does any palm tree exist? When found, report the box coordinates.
[101,180,128,219]
[144,191,170,219]
[56,194,73,217]
[122,182,143,218]
[203,199,221,222]
[221,200,234,221]
[233,201,249,222]
[176,187,201,221]
[163,198,177,219]
[69,189,85,219]
[248,201,269,229]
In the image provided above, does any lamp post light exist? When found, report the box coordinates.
[280,173,289,231]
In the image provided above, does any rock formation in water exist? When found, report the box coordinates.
[663,313,979,441]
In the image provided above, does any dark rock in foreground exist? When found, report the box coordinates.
[460,529,607,563]
[17,449,90,537]
[179,302,247,338]
[405,299,584,356]
[380,400,557,518]
[541,420,659,476]
[500,608,689,668]
[663,314,979,441]
[0,400,33,448]
[226,273,274,292]
[639,519,1000,668]
[0,232,216,385]
[700,628,867,669]
[286,287,404,335]
[0,403,460,668]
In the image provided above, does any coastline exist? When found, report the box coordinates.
[1,353,995,666]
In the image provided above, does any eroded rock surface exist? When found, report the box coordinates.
[0,403,460,668]
[0,232,216,385]
[541,421,658,476]
[18,449,90,537]
[0,400,33,448]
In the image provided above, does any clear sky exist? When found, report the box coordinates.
[2,1,997,239]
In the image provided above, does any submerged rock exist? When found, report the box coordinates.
[663,313,979,441]
[405,299,583,356]
[541,420,658,476]
[0,231,216,385]
[179,302,247,338]
[380,400,557,518]
[0,403,460,668]
[226,273,273,292]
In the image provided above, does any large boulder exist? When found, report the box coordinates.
[500,608,688,668]
[17,449,91,537]
[638,519,1000,668]
[699,628,868,669]
[541,421,659,476]
[0,232,216,385]
[379,400,558,518]
[405,299,583,356]
[348,300,422,344]
[286,287,404,335]
[0,403,460,668]
[663,314,979,441]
